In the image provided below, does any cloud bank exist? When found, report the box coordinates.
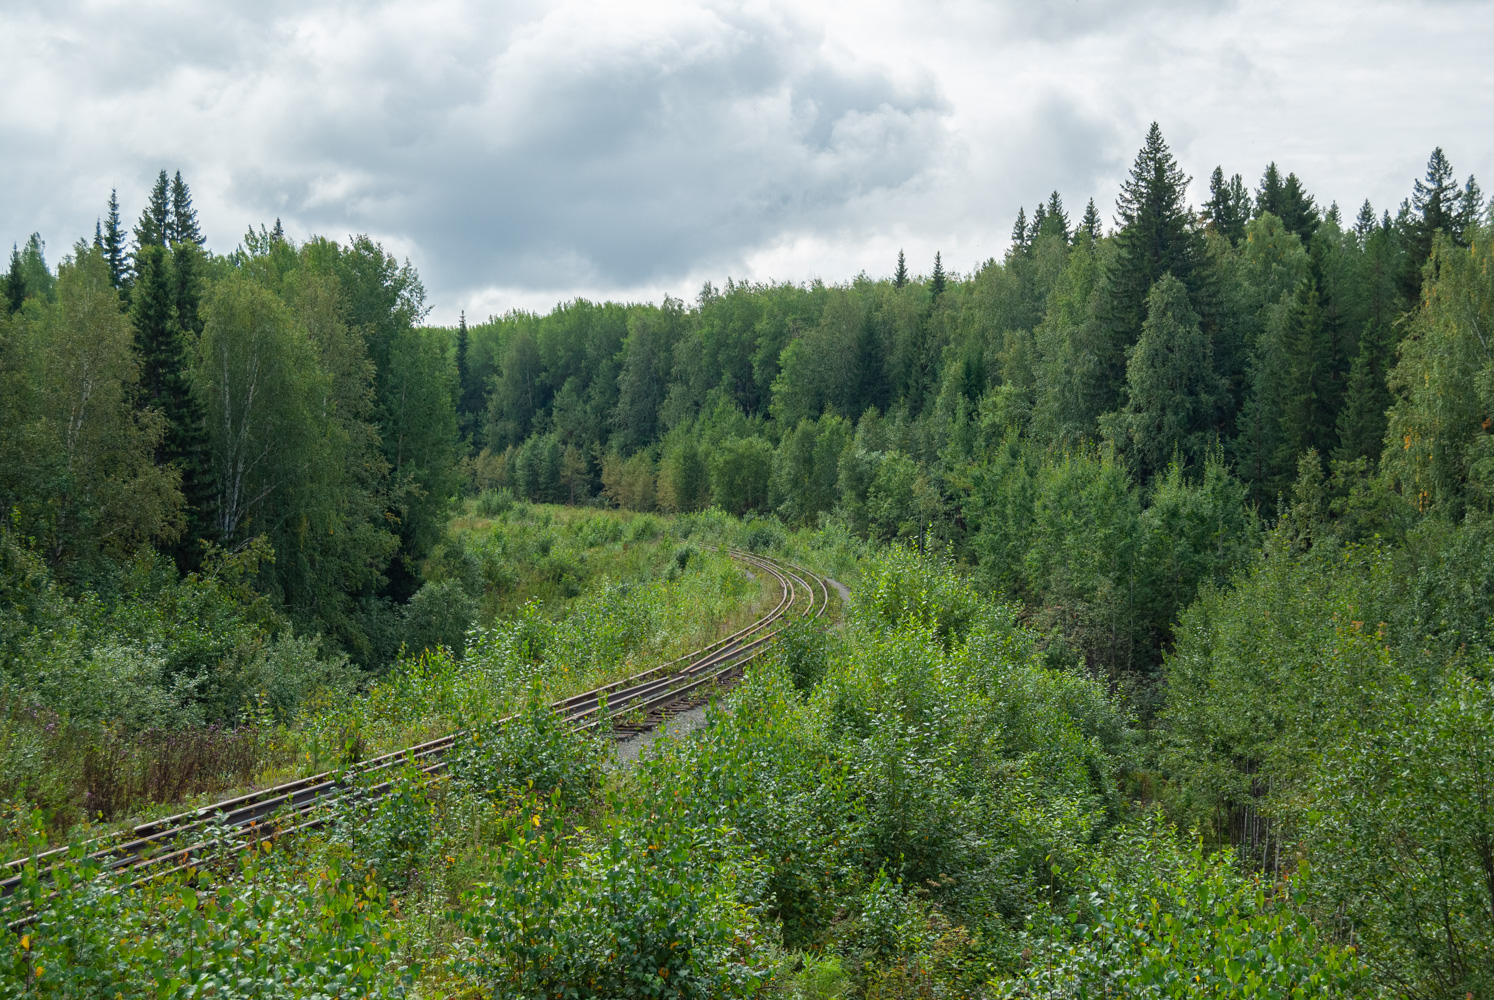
[2,0,1491,321]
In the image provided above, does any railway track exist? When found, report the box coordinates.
[0,549,832,910]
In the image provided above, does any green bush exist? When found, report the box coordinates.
[851,544,979,647]
[448,700,608,812]
[774,618,829,692]
[994,820,1366,998]
[1305,665,1494,997]
[457,808,771,999]
[403,580,477,659]
[0,844,416,997]
[475,487,515,517]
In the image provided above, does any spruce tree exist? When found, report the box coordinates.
[1456,175,1484,240]
[1353,200,1378,240]
[101,188,129,289]
[1278,277,1337,460]
[455,311,469,401]
[136,170,170,249]
[1102,273,1223,479]
[271,218,285,244]
[1234,314,1293,507]
[893,249,908,289]
[1412,148,1459,238]
[930,252,947,299]
[1041,191,1069,240]
[854,315,890,416]
[1010,207,1028,256]
[454,310,477,443]
[132,243,212,567]
[171,239,204,337]
[4,245,23,313]
[1255,163,1285,218]
[1204,167,1250,244]
[168,171,203,246]
[1029,202,1048,243]
[1334,319,1395,463]
[1404,148,1466,296]
[1100,123,1196,411]
[1228,173,1251,234]
[1278,172,1320,244]
[131,245,181,418]
[1076,198,1102,243]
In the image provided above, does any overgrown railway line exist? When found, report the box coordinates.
[0,550,832,914]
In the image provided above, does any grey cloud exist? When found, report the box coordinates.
[243,3,950,294]
[3,0,1490,317]
[991,0,1239,42]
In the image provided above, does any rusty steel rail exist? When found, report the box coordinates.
[1,549,831,904]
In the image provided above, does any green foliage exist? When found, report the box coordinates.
[773,618,830,692]
[0,842,415,997]
[457,803,771,999]
[1102,274,1224,480]
[450,700,608,811]
[711,436,774,516]
[0,247,182,575]
[996,820,1365,998]
[7,130,1494,1000]
[402,578,477,658]
[851,544,979,646]
[1306,666,1494,997]
[972,444,1256,675]
[1384,228,1494,517]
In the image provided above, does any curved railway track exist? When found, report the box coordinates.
[1,549,834,910]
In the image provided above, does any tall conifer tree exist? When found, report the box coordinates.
[1102,273,1222,479]
[1278,277,1337,460]
[1044,191,1069,240]
[132,241,212,567]
[136,171,170,249]
[1100,123,1196,411]
[1204,167,1248,244]
[3,245,23,313]
[454,310,480,444]
[1403,148,1472,297]
[101,188,129,290]
[930,252,947,299]
[1335,320,1396,464]
[1077,198,1102,243]
[1255,163,1285,218]
[1278,173,1320,244]
[168,171,203,246]
[893,249,908,289]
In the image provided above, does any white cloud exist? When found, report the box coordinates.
[2,0,1491,324]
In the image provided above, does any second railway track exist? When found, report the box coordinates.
[0,549,833,907]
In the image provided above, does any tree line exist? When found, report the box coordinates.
[2,172,459,668]
[3,126,1491,681]
[451,127,1490,674]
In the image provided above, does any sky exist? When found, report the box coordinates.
[3,0,1492,326]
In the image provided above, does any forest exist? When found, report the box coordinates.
[1,125,1493,997]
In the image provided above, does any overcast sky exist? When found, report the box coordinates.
[4,0,1492,325]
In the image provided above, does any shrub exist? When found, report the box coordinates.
[739,515,786,554]
[475,487,515,518]
[403,580,477,659]
[994,821,1366,998]
[457,806,771,999]
[774,618,829,692]
[0,845,416,997]
[448,701,607,813]
[851,545,979,647]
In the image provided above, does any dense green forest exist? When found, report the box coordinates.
[3,126,1494,996]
